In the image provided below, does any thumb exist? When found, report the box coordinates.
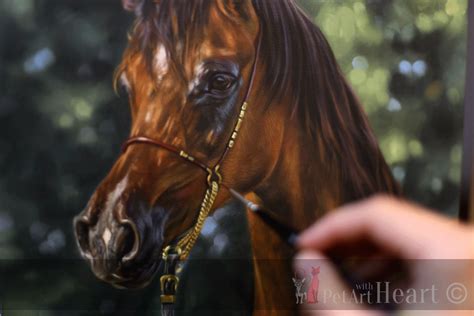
[293,250,383,316]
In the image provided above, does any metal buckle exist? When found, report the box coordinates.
[160,274,179,304]
[162,245,182,260]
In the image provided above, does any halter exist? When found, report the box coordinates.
[121,32,262,310]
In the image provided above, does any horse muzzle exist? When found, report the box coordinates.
[73,200,166,289]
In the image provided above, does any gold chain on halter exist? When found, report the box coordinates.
[159,86,251,312]
[177,180,220,259]
[164,101,249,261]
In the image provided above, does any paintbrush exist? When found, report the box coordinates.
[228,188,397,311]
[228,188,299,247]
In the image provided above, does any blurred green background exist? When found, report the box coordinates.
[0,0,467,314]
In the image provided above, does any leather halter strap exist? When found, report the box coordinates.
[122,137,212,175]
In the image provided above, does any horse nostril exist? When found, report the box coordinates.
[74,215,93,260]
[117,220,140,263]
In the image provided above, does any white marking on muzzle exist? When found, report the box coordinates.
[104,174,129,216]
[102,228,112,246]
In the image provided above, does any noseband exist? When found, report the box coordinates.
[121,33,262,310]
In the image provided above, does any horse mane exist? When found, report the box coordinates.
[251,1,400,200]
[125,0,400,200]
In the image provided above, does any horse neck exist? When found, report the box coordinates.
[246,122,337,311]
[255,113,398,230]
[254,123,343,231]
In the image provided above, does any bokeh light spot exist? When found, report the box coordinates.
[425,81,444,101]
[23,48,56,74]
[399,60,412,75]
[387,98,402,112]
[412,60,427,77]
[430,177,443,193]
[73,99,93,120]
[58,114,74,129]
[408,140,424,157]
[352,56,369,70]
[349,69,367,85]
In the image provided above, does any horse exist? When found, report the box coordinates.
[73,0,400,314]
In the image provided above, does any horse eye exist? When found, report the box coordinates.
[209,74,235,92]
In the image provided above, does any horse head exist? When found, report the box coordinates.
[72,0,273,289]
[73,0,399,292]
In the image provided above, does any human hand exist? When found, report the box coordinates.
[294,195,474,315]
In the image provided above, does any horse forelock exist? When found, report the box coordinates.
[119,0,213,82]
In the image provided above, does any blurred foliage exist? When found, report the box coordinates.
[299,0,467,215]
[0,0,467,314]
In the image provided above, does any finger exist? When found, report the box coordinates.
[297,195,454,259]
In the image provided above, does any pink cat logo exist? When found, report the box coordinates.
[306,266,320,304]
